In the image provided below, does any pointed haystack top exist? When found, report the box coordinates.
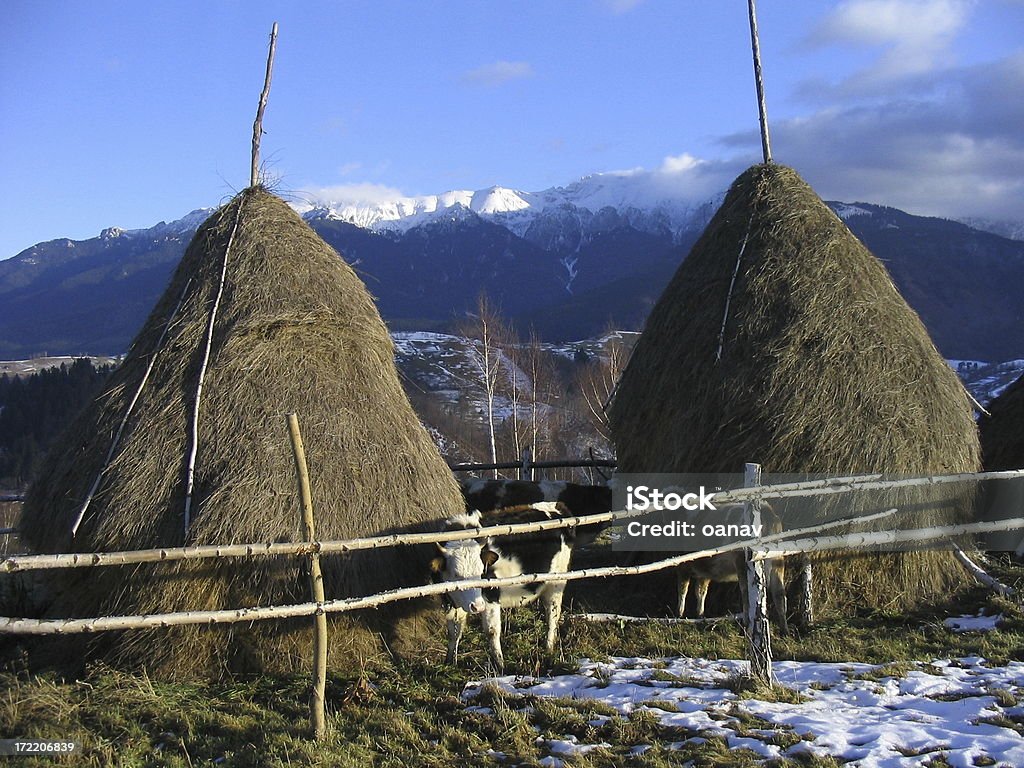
[980,373,1024,471]
[18,187,463,675]
[610,164,979,476]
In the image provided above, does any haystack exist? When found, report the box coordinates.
[980,374,1024,471]
[16,187,464,676]
[609,164,981,611]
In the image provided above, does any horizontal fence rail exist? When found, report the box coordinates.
[707,468,1024,506]
[0,511,618,573]
[2,507,942,636]
[749,519,1024,559]
[5,468,1023,574]
[1,468,1021,637]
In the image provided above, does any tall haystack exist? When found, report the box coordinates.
[609,164,981,611]
[16,187,464,676]
[980,373,1024,471]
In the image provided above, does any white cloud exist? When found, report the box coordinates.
[659,153,703,174]
[297,182,407,206]
[718,54,1024,221]
[603,153,741,204]
[808,0,972,83]
[461,60,534,87]
[603,0,645,13]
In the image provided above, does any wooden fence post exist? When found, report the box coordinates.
[744,463,774,685]
[287,413,328,741]
[794,554,814,629]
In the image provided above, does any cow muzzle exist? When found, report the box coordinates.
[451,588,486,614]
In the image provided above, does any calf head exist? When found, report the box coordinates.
[431,510,501,614]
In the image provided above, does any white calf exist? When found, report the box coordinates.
[430,503,585,671]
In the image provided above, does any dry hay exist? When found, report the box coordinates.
[608,164,981,612]
[979,373,1024,471]
[12,188,463,677]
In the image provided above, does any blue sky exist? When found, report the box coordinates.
[2,0,1022,258]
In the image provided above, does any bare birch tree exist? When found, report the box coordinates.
[524,329,560,477]
[459,293,505,477]
[576,329,630,446]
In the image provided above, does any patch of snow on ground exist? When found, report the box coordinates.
[540,735,611,756]
[944,613,1002,633]
[464,656,1024,767]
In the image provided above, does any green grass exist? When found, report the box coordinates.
[2,561,1023,767]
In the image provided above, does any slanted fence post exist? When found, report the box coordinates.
[744,462,774,685]
[287,413,328,741]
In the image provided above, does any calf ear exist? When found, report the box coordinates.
[430,556,446,574]
[481,548,499,568]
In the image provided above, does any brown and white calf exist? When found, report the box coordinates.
[430,502,595,671]
[676,503,788,632]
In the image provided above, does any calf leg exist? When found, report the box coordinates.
[481,602,504,673]
[768,560,789,634]
[542,583,566,652]
[695,578,712,619]
[676,569,691,618]
[445,607,467,665]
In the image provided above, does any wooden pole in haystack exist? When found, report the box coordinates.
[287,413,328,741]
[251,22,279,187]
[746,0,772,164]
[744,463,774,685]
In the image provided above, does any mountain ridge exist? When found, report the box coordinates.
[2,177,1022,362]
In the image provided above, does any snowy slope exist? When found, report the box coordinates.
[99,208,215,242]
[950,359,1024,405]
[294,172,722,242]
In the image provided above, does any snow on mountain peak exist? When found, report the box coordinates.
[832,203,872,220]
[92,209,214,244]
[295,170,720,240]
[292,185,533,232]
[469,186,531,215]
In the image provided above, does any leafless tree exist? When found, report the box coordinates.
[575,329,631,446]
[459,293,507,477]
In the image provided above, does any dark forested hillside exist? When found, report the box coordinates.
[0,359,114,487]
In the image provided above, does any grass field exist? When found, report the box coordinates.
[2,555,1023,767]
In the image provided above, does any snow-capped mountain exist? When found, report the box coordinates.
[99,208,215,242]
[298,187,532,232]
[293,173,722,245]
[3,172,1024,364]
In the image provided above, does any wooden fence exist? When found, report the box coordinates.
[2,446,1022,728]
